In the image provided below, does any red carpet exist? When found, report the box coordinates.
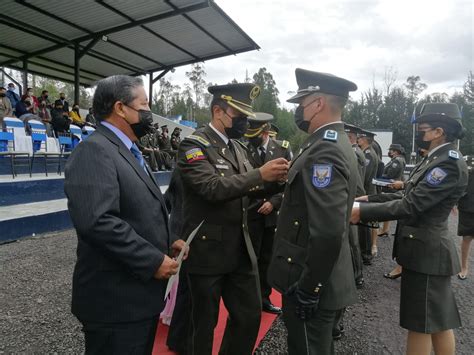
[152,291,282,354]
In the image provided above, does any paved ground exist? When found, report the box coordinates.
[0,217,472,354]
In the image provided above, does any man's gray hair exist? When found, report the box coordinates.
[93,75,143,122]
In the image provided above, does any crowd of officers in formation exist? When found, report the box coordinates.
[64,70,473,355]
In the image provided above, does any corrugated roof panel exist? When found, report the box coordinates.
[91,40,158,69]
[102,0,175,20]
[188,7,254,50]
[29,0,129,34]
[79,55,133,77]
[109,27,193,66]
[0,24,55,53]
[40,48,75,67]
[146,15,227,58]
[1,0,86,39]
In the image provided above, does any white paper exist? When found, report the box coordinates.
[164,220,204,300]
[371,178,393,187]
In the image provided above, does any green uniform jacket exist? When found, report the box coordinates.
[382,155,406,180]
[363,146,379,195]
[177,125,263,275]
[354,144,366,196]
[361,144,468,276]
[247,139,293,227]
[268,123,358,310]
[458,161,474,213]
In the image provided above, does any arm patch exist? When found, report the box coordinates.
[185,147,206,163]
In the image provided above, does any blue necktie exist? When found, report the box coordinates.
[130,143,146,172]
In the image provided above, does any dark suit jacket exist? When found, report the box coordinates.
[64,124,170,323]
[247,139,293,227]
[268,123,358,310]
[362,144,468,275]
[177,125,263,275]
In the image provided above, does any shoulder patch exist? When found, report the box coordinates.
[185,147,206,163]
[448,150,460,160]
[282,140,290,149]
[323,130,338,141]
[185,134,210,147]
[312,164,332,188]
[426,167,448,186]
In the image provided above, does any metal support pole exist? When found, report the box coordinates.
[22,59,28,96]
[149,72,154,107]
[74,43,80,105]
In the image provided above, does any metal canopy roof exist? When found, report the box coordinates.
[0,0,259,87]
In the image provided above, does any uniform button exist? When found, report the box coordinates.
[221,173,224,176]
[294,221,299,226]
[287,257,292,263]
[314,287,320,293]
[242,224,245,228]
[202,235,207,240]
[274,228,278,232]
[282,194,285,198]
[409,234,414,239]
[242,208,246,212]
[277,211,280,215]
[256,185,260,189]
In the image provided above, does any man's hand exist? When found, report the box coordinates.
[259,158,289,182]
[388,180,404,190]
[170,239,189,260]
[286,283,320,321]
[154,255,179,279]
[258,201,274,215]
[355,195,368,202]
[351,206,361,224]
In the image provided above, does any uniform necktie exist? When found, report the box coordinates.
[130,143,147,172]
[259,146,266,162]
[228,140,237,160]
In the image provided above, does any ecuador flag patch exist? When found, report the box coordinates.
[185,148,206,163]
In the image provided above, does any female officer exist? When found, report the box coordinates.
[351,103,468,355]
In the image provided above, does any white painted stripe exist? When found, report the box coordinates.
[0,186,168,222]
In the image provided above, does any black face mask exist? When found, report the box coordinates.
[44,95,48,99]
[224,113,248,139]
[415,130,432,150]
[294,105,311,133]
[249,136,263,147]
[125,105,154,139]
[0,93,5,97]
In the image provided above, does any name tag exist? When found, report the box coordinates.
[215,164,229,170]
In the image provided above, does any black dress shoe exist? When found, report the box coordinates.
[262,302,282,314]
[332,324,345,340]
[355,278,365,289]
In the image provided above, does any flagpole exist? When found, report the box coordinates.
[411,104,417,163]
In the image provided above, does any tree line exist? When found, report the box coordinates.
[151,64,473,156]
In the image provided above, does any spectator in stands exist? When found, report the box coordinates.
[70,103,86,127]
[158,124,172,152]
[38,90,52,110]
[51,101,72,136]
[6,83,20,116]
[85,107,96,126]
[54,92,69,113]
[15,96,35,118]
[21,87,39,112]
[170,127,181,150]
[38,92,53,136]
[0,84,13,129]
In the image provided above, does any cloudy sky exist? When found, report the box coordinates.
[153,0,473,107]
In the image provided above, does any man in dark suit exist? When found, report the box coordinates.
[54,92,70,113]
[245,112,293,314]
[268,69,358,355]
[177,83,289,355]
[64,75,186,355]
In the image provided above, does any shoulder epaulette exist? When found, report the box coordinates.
[185,134,211,147]
[448,150,460,160]
[323,130,338,142]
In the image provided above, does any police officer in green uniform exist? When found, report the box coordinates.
[245,112,293,315]
[377,144,407,238]
[268,69,358,355]
[352,103,468,355]
[177,83,290,355]
[357,129,381,261]
[344,123,366,288]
